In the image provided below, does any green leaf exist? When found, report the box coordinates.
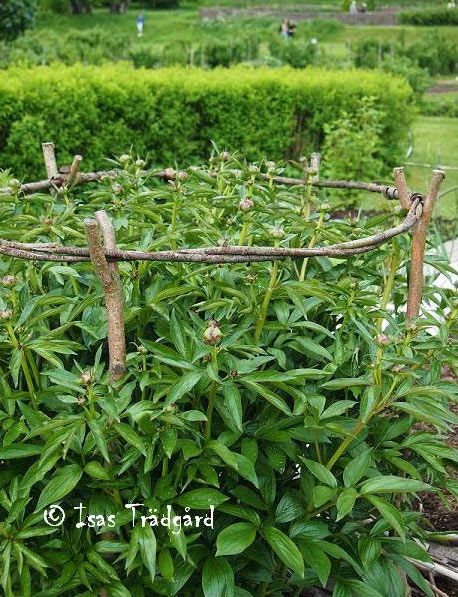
[241,381,291,415]
[301,542,331,587]
[321,378,367,390]
[216,522,256,556]
[263,526,304,578]
[313,486,337,508]
[0,444,41,459]
[287,337,333,362]
[165,370,204,406]
[222,381,243,432]
[320,400,356,419]
[174,488,228,509]
[208,441,258,487]
[161,428,178,458]
[360,475,432,495]
[336,488,357,521]
[202,556,234,597]
[84,461,110,481]
[300,458,337,488]
[113,422,146,456]
[343,450,372,487]
[365,495,406,540]
[136,524,156,583]
[35,464,83,511]
[275,493,303,524]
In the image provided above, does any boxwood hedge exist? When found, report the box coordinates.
[0,65,414,179]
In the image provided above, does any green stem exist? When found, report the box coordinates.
[254,260,279,343]
[326,419,365,471]
[205,348,218,441]
[314,431,322,464]
[162,457,169,477]
[299,212,324,282]
[205,381,217,441]
[238,218,251,245]
[377,240,401,332]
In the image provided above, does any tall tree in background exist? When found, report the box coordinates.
[0,0,37,41]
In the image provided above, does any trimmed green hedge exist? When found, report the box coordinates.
[399,7,458,25]
[0,65,414,179]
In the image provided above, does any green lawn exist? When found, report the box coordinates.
[406,116,458,223]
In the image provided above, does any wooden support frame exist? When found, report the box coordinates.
[406,169,445,321]
[84,211,126,383]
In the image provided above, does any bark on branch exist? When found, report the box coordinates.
[406,169,445,320]
[84,214,126,383]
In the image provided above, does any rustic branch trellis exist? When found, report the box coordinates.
[0,143,445,381]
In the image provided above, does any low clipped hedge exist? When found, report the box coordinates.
[0,65,414,179]
[399,7,458,25]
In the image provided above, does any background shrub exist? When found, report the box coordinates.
[0,65,414,180]
[0,0,37,42]
[399,7,458,26]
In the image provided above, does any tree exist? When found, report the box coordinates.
[0,0,37,42]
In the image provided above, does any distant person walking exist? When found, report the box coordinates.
[279,18,296,39]
[280,18,289,39]
[137,13,145,37]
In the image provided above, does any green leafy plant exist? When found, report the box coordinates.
[0,64,414,179]
[0,152,456,595]
[399,6,458,26]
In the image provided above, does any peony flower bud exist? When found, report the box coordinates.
[119,154,130,164]
[79,370,94,386]
[112,183,123,194]
[1,276,16,287]
[164,168,176,179]
[318,202,331,212]
[377,333,390,346]
[220,151,231,161]
[248,164,259,175]
[265,161,276,173]
[9,179,21,192]
[137,345,148,355]
[270,226,285,240]
[135,159,146,168]
[239,197,254,212]
[203,320,222,345]
[0,309,12,320]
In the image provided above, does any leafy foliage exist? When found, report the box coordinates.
[0,152,457,595]
[0,0,37,42]
[399,6,458,26]
[0,64,413,179]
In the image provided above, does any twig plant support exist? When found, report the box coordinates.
[0,142,445,382]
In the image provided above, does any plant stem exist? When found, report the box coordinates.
[254,260,279,343]
[377,240,401,332]
[205,348,218,441]
[326,419,365,471]
[299,211,325,282]
[238,218,251,245]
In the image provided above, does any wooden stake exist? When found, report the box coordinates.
[67,154,83,188]
[310,152,321,182]
[393,166,411,210]
[406,169,445,321]
[41,142,58,179]
[84,213,126,383]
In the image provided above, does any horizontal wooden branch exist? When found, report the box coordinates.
[0,199,421,264]
[0,167,422,204]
